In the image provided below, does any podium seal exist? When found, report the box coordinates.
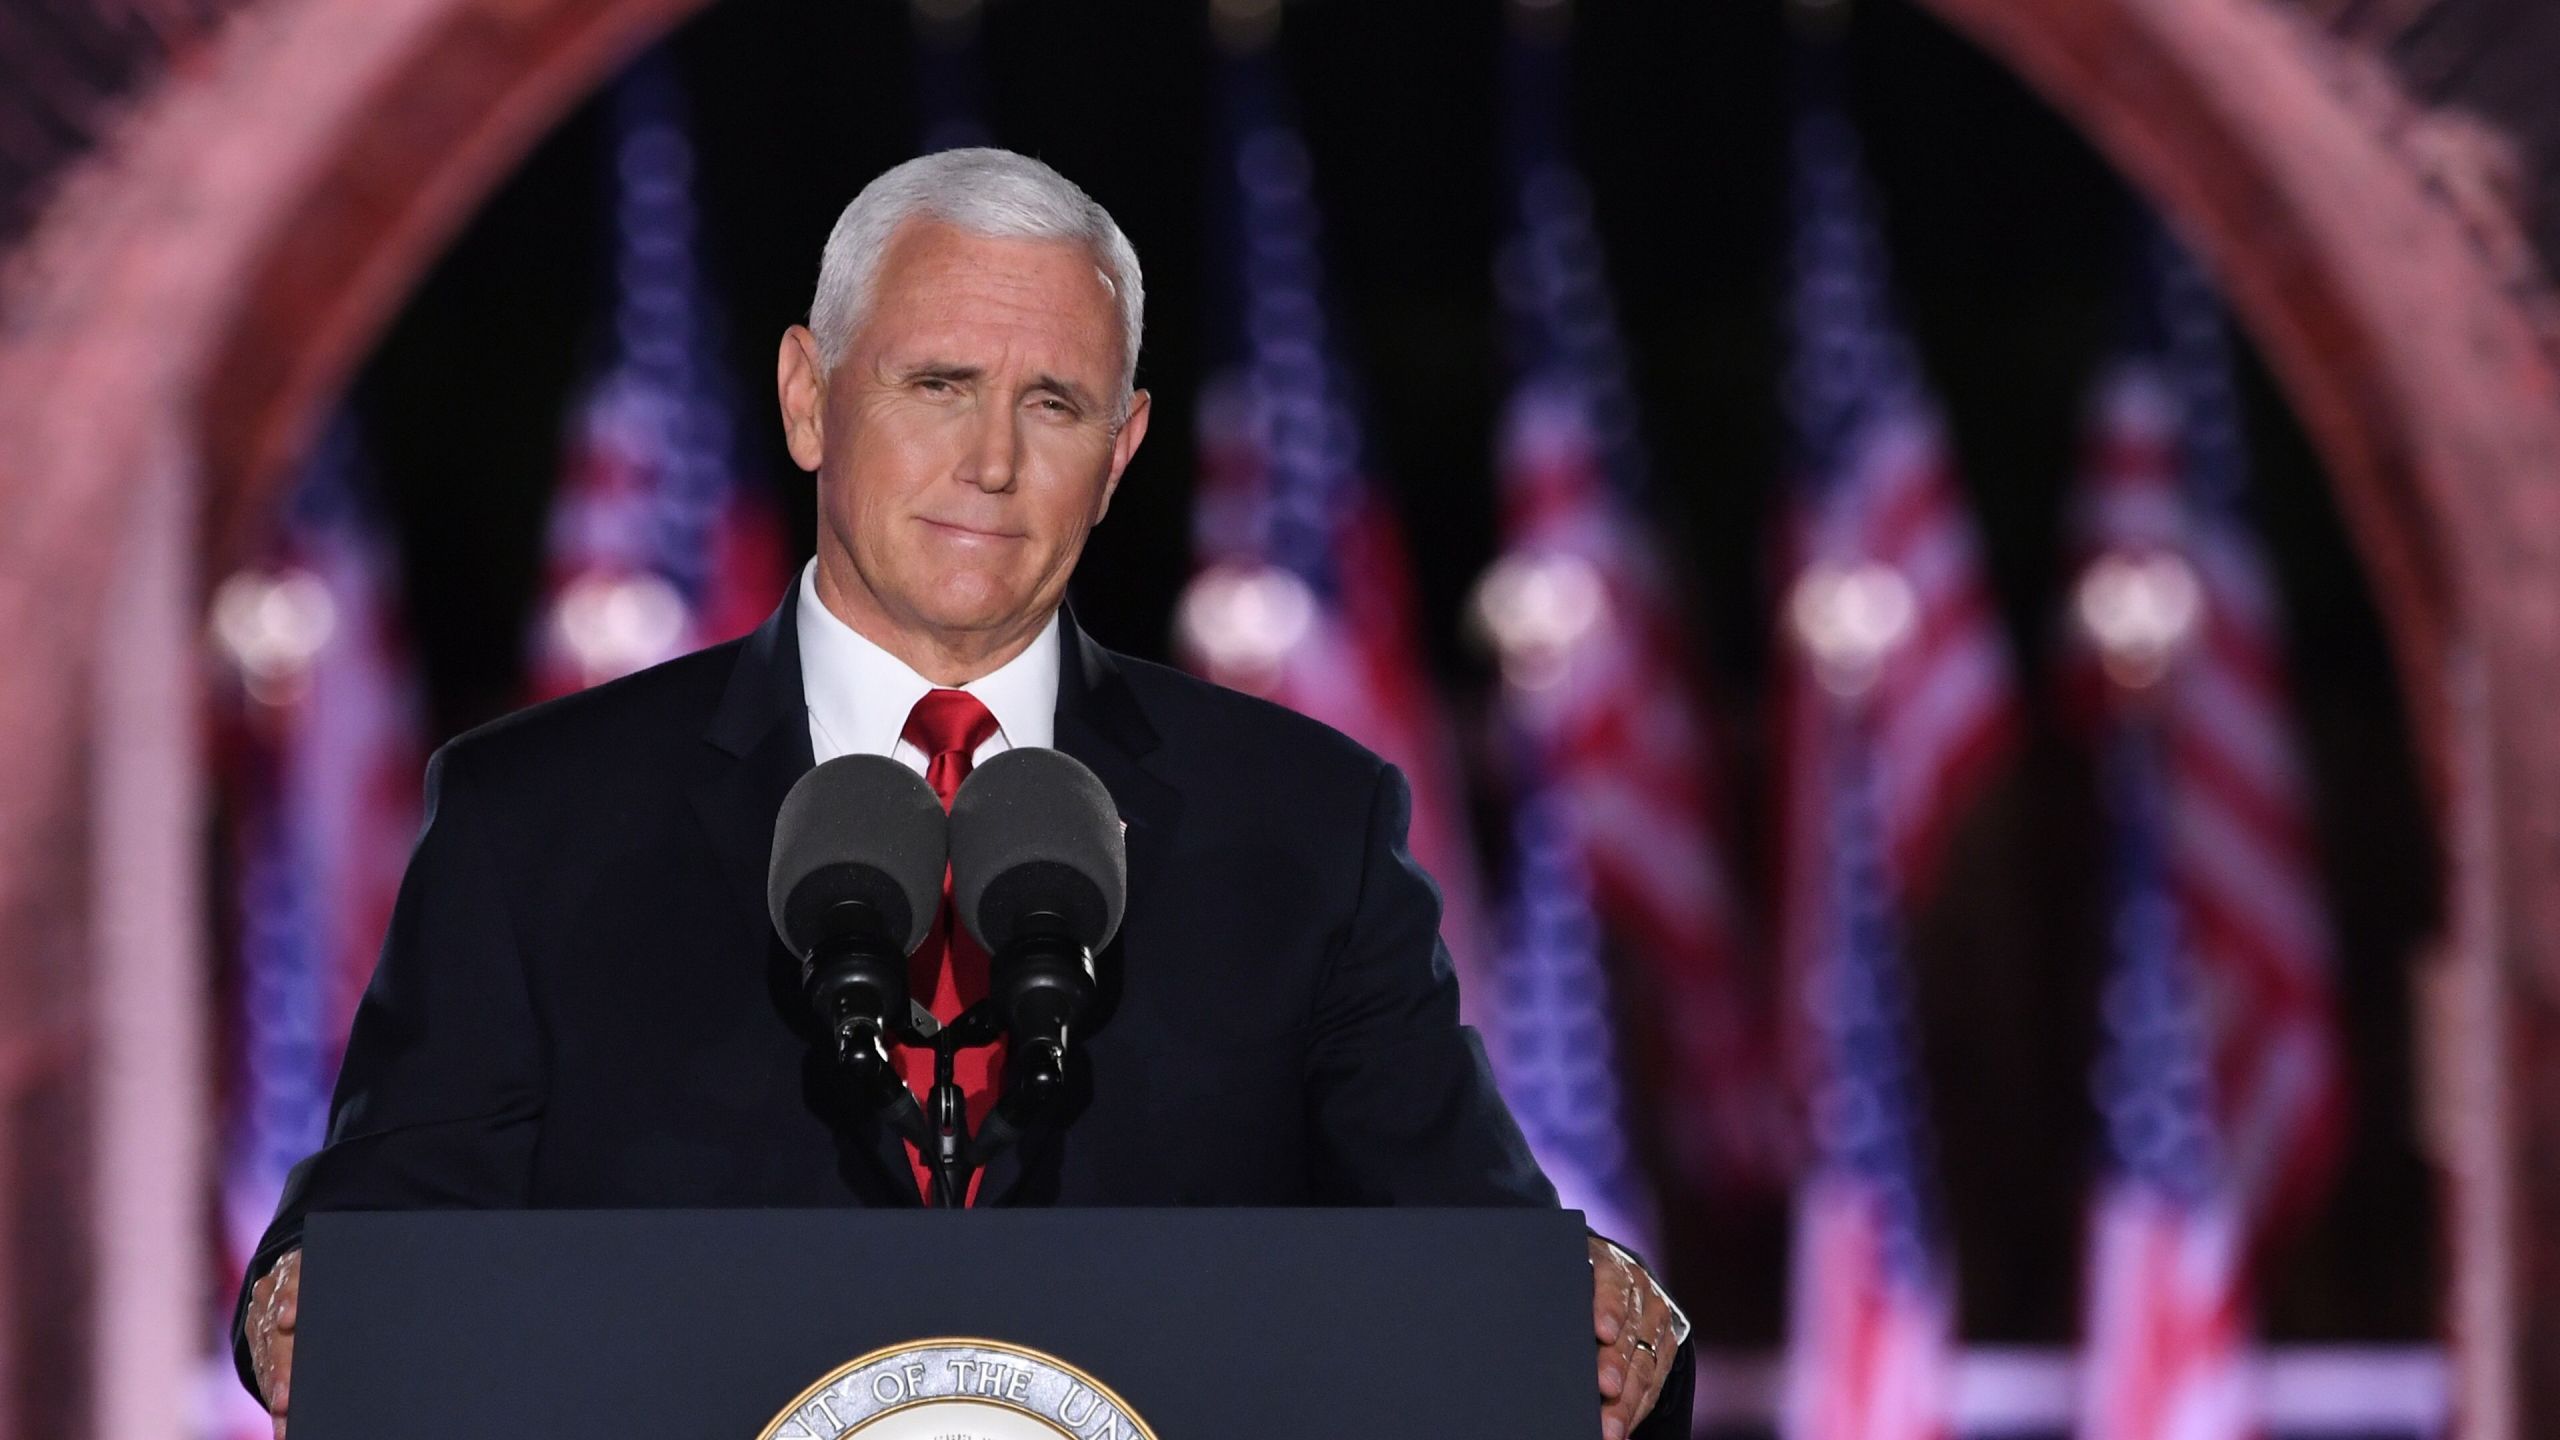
[757,1338,1160,1440]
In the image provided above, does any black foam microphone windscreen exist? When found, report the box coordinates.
[767,755,950,959]
[947,748,1127,954]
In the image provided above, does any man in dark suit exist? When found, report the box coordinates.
[240,147,1692,1438]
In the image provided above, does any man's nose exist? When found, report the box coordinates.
[954,401,1020,492]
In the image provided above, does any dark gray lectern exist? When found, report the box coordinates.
[290,1208,1592,1438]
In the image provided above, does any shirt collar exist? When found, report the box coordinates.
[794,558,1060,763]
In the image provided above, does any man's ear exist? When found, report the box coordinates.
[777,325,828,473]
[1095,388,1152,524]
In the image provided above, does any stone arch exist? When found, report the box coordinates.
[1915,5,2560,1431]
[0,0,718,1434]
[1,0,2553,1433]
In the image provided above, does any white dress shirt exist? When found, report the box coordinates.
[794,558,1060,772]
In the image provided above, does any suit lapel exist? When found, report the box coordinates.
[686,597,813,938]
[685,581,924,1205]
[976,611,1182,1207]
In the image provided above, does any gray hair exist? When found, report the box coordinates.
[809,147,1145,412]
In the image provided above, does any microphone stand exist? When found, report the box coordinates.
[849,1002,1046,1209]
[834,994,1085,1207]
[918,1004,1003,1209]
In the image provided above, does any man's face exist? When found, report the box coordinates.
[779,219,1150,659]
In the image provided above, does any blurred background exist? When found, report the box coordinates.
[11,0,2560,1437]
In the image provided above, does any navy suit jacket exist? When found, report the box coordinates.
[239,582,1694,1432]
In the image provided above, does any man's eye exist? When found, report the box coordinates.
[916,377,954,394]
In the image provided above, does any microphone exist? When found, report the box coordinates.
[767,755,949,1093]
[947,748,1126,1104]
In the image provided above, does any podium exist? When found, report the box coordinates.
[290,1207,1595,1438]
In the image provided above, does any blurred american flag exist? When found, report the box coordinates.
[1784,736,1957,1440]
[203,416,423,1437]
[1776,49,2016,1440]
[2128,233,2345,1235]
[1177,43,1496,1018]
[1477,27,1788,1204]
[2066,222,2347,1440]
[2079,727,2255,1440]
[1490,760,1661,1252]
[529,52,789,702]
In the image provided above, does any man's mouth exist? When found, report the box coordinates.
[918,517,1024,542]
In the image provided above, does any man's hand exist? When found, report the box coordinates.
[1590,1236,1682,1440]
[246,1248,301,1439]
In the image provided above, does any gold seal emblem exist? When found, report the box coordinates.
[756,1338,1160,1440]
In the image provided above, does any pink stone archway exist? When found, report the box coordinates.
[2,0,2556,1432]
[1919,6,2560,1429]
[0,1,716,1433]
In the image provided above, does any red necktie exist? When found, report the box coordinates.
[898,689,1004,1205]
